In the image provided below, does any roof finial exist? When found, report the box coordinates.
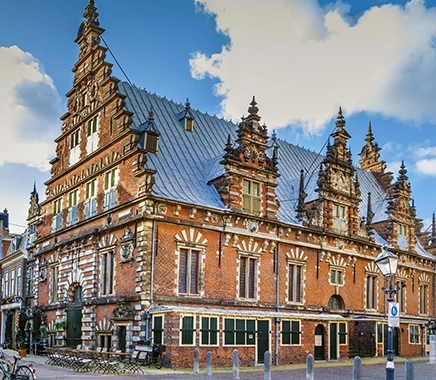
[335,106,345,131]
[83,0,99,25]
[248,96,259,116]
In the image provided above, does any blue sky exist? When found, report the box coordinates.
[1,0,436,234]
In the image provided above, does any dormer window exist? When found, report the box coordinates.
[242,179,261,216]
[145,130,159,155]
[398,224,407,250]
[185,117,194,132]
[333,204,346,234]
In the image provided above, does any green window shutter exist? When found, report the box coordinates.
[291,321,300,345]
[210,317,218,345]
[181,316,194,345]
[236,319,245,345]
[153,316,163,345]
[201,317,209,345]
[339,322,347,344]
[224,319,234,345]
[246,320,255,345]
[281,321,291,345]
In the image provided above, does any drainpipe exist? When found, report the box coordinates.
[144,201,157,344]
[274,226,280,366]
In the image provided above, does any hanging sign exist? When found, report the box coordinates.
[388,302,400,327]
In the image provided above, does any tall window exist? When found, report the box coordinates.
[398,224,407,250]
[281,320,301,345]
[52,198,63,231]
[224,318,256,345]
[409,325,420,344]
[67,189,79,226]
[101,251,115,295]
[86,115,99,154]
[178,248,200,295]
[50,265,59,303]
[85,179,97,218]
[288,263,303,303]
[10,270,15,296]
[180,315,195,345]
[16,267,21,296]
[366,274,377,309]
[242,179,261,216]
[333,204,346,234]
[27,267,34,296]
[396,279,406,313]
[330,267,344,286]
[201,316,218,346]
[99,334,112,350]
[239,256,257,299]
[69,129,81,166]
[104,168,118,210]
[152,316,164,345]
[419,284,428,314]
[4,272,9,297]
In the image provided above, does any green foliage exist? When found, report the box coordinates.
[53,320,66,330]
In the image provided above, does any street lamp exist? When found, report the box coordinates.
[374,245,399,380]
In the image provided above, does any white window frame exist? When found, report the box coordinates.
[330,267,345,286]
[69,129,81,166]
[180,315,196,346]
[409,324,420,344]
[52,198,63,232]
[86,115,99,154]
[85,178,97,218]
[67,189,79,226]
[104,168,118,210]
[419,283,429,315]
[366,274,378,310]
[178,248,201,296]
[333,204,346,234]
[242,179,261,216]
[50,265,59,303]
[238,255,258,300]
[398,224,407,250]
[288,262,304,304]
[100,250,115,296]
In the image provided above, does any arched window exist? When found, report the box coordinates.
[328,295,344,310]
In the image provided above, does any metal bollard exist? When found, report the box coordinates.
[264,351,271,380]
[206,351,212,377]
[405,358,414,380]
[353,356,361,380]
[232,349,240,380]
[193,348,199,373]
[306,353,314,380]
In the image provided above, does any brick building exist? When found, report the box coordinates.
[25,0,436,367]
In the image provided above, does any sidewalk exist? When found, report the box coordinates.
[2,349,434,379]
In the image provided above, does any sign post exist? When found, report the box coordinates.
[388,302,400,328]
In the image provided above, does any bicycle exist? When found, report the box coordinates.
[0,353,36,380]
[145,344,165,369]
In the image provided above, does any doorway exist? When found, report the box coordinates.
[66,286,83,348]
[314,324,325,360]
[257,320,269,364]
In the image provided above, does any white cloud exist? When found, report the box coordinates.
[191,0,436,134]
[0,46,61,171]
[416,158,436,175]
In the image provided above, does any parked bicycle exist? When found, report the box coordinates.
[145,344,166,369]
[0,352,36,380]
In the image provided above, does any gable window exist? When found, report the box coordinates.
[67,189,79,226]
[242,179,261,216]
[178,248,200,295]
[180,315,195,345]
[104,168,118,210]
[85,179,97,218]
[239,256,257,299]
[69,129,81,166]
[366,274,377,310]
[101,250,115,296]
[281,320,301,345]
[201,316,218,346]
[333,204,346,234]
[419,283,428,315]
[52,198,63,232]
[330,267,344,286]
[185,117,194,132]
[409,324,420,344]
[86,115,99,154]
[50,265,59,303]
[288,263,304,303]
[398,224,407,250]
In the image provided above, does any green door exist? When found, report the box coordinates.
[329,323,338,360]
[314,324,325,360]
[118,326,126,351]
[66,287,83,348]
[383,325,399,356]
[257,320,269,364]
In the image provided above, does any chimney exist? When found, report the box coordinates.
[0,208,9,231]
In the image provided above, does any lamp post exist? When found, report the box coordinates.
[374,245,399,380]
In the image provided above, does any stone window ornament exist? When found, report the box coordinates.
[120,226,135,264]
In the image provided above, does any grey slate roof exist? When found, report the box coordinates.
[118,82,431,259]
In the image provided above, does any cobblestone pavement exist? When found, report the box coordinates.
[4,350,436,380]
